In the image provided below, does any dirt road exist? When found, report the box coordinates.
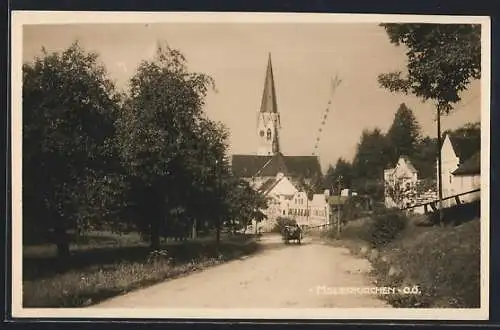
[92,234,389,308]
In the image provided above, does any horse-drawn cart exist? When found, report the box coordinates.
[282,225,302,244]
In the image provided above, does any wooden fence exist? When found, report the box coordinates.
[303,188,480,232]
[399,188,480,213]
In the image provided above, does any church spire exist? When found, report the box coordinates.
[260,53,279,114]
[257,53,281,156]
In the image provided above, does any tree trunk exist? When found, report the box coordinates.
[436,107,444,227]
[54,223,70,259]
[192,219,197,240]
[216,219,221,244]
[150,217,160,249]
[149,186,161,249]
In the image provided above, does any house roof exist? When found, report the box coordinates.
[231,152,322,179]
[399,155,418,173]
[447,133,480,163]
[452,151,480,176]
[257,176,285,195]
[257,178,277,194]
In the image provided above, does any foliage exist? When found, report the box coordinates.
[368,209,408,248]
[225,178,268,232]
[23,238,260,307]
[272,216,296,233]
[412,137,439,179]
[384,173,417,209]
[386,103,421,166]
[22,42,123,256]
[323,158,353,193]
[295,174,324,200]
[340,195,373,223]
[373,219,480,308]
[115,43,225,247]
[23,40,271,256]
[352,128,392,182]
[350,128,390,201]
[378,23,481,114]
[443,121,481,162]
[415,178,437,195]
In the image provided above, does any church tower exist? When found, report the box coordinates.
[257,53,281,156]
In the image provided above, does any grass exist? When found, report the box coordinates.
[372,219,480,308]
[328,204,481,308]
[23,231,261,308]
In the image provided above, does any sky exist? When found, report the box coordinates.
[22,23,481,172]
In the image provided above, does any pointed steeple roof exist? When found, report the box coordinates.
[260,53,279,114]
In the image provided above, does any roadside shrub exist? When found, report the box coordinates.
[338,217,373,242]
[271,216,296,233]
[341,196,373,223]
[374,219,480,308]
[368,209,408,248]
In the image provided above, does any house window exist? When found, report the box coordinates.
[266,128,272,141]
[449,175,452,184]
[283,210,286,215]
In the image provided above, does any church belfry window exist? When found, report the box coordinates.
[266,128,272,141]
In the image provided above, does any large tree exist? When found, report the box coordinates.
[378,23,481,114]
[225,178,268,234]
[352,128,392,180]
[412,136,439,180]
[324,158,353,194]
[115,43,221,248]
[351,128,392,200]
[23,42,123,257]
[386,103,421,165]
[444,122,480,160]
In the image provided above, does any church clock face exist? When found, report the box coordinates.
[259,130,265,137]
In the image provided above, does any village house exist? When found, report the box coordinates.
[230,54,328,231]
[437,133,481,207]
[383,155,419,209]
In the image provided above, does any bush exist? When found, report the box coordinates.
[338,217,373,242]
[271,217,296,233]
[341,196,373,223]
[374,219,480,308]
[368,209,408,248]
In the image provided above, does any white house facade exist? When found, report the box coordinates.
[384,156,419,209]
[437,134,462,207]
[437,134,480,206]
[252,172,330,230]
[451,151,480,204]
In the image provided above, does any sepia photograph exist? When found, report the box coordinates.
[10,12,490,320]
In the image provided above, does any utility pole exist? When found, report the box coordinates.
[436,107,444,227]
[337,175,343,239]
[306,188,309,225]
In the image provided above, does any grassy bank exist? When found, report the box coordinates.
[23,233,261,308]
[328,206,481,308]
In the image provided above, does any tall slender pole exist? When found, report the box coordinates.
[337,176,342,239]
[437,107,444,226]
[306,190,309,225]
